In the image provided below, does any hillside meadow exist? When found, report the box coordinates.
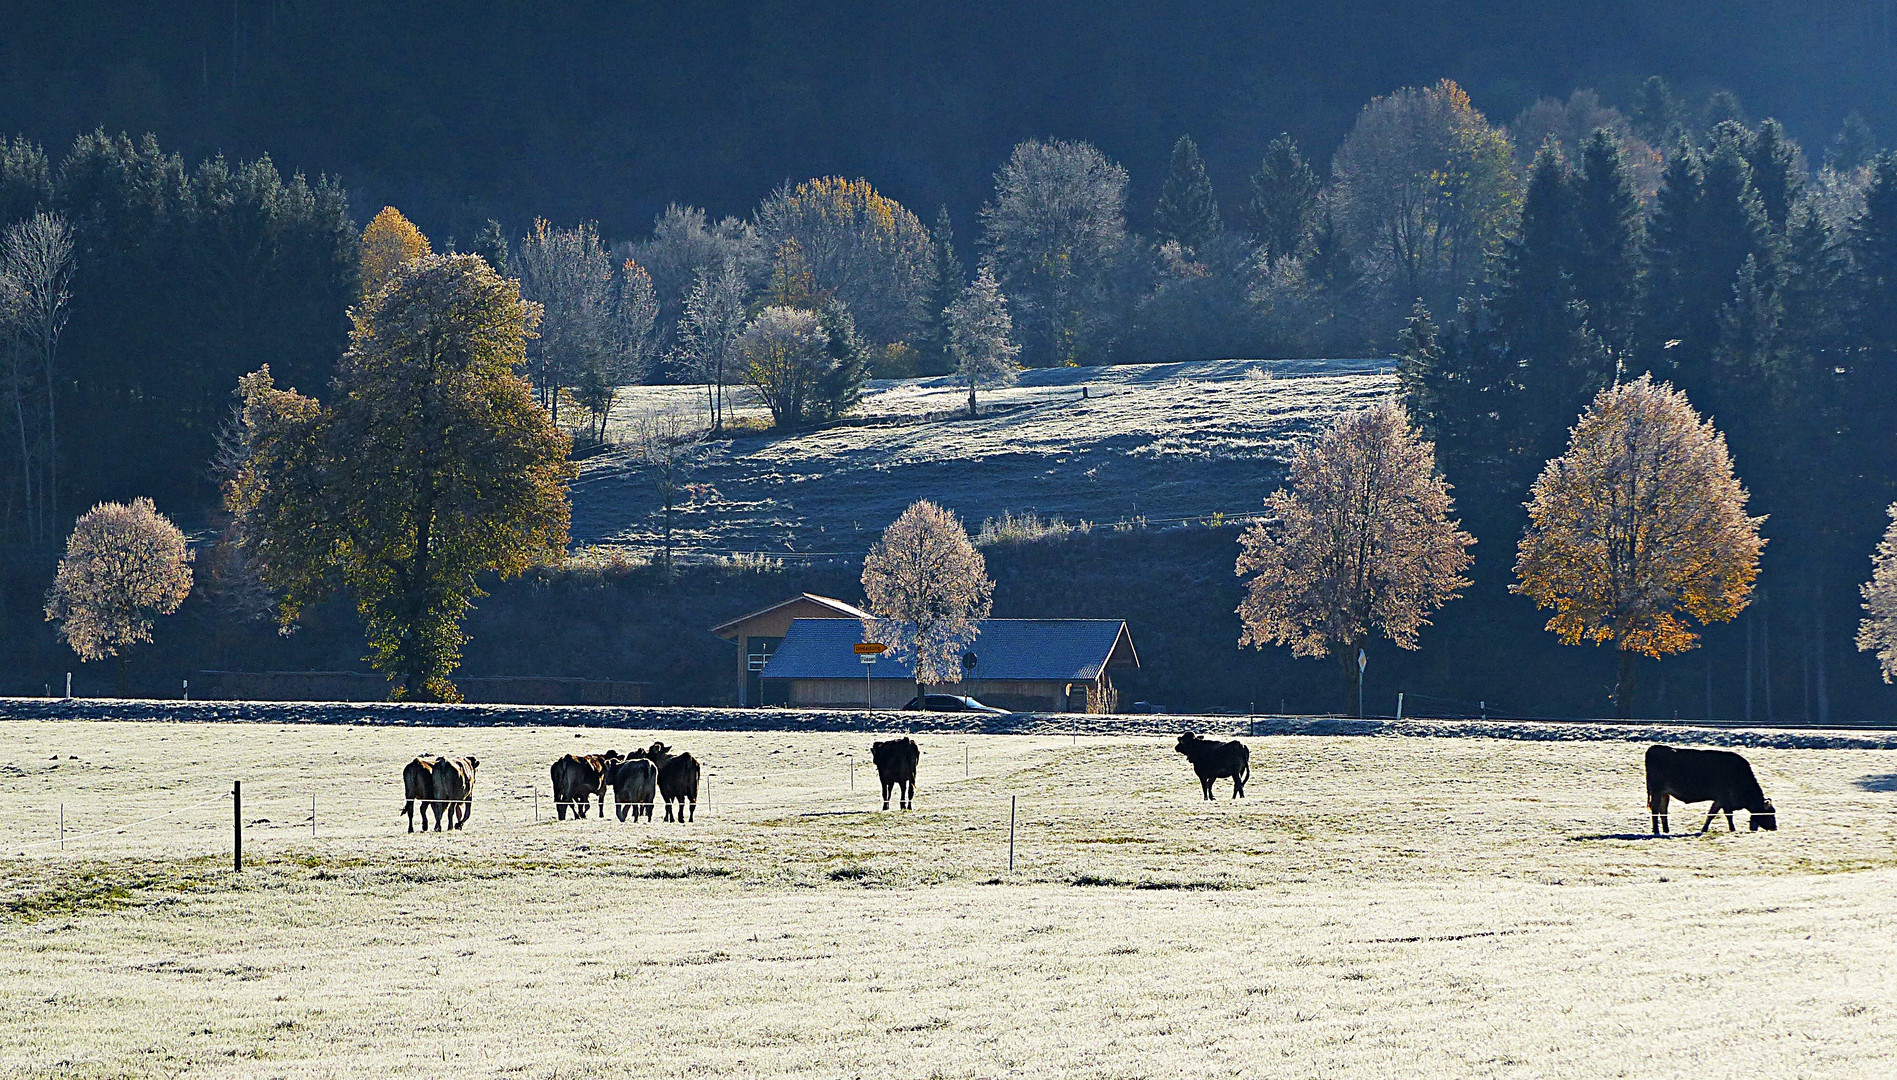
[4,720,1897,1077]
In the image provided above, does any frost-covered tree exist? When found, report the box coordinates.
[979,139,1128,367]
[1154,134,1221,251]
[1330,80,1518,317]
[946,266,1020,417]
[754,177,933,349]
[632,204,761,363]
[861,499,994,701]
[737,305,828,431]
[358,207,431,302]
[672,258,749,430]
[1236,399,1474,715]
[518,219,651,428]
[44,497,193,695]
[0,211,73,542]
[571,258,659,444]
[1514,376,1763,716]
[1860,504,1897,682]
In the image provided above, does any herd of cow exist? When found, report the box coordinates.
[399,731,1780,837]
[398,737,926,832]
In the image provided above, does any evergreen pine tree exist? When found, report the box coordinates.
[914,206,964,376]
[1154,134,1222,251]
[1828,111,1878,172]
[1571,129,1644,366]
[811,301,870,423]
[1744,119,1804,231]
[1630,76,1686,145]
[1245,134,1319,264]
[473,219,511,277]
[1844,156,1897,524]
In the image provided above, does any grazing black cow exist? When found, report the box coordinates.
[871,737,920,810]
[1175,733,1249,800]
[645,742,701,823]
[551,751,621,819]
[1646,744,1778,834]
[608,757,659,822]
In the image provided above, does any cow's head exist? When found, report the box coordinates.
[1175,733,1200,754]
[1750,800,1778,831]
[465,756,480,772]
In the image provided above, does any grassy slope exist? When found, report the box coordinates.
[576,358,1392,554]
[3,721,1896,1077]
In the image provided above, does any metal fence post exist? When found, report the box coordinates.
[1008,795,1016,873]
[232,781,242,872]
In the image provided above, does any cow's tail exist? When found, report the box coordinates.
[400,798,413,821]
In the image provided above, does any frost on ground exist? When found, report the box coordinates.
[572,358,1393,554]
[3,721,1897,1077]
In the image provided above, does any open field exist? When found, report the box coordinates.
[573,358,1392,554]
[4,719,1897,1077]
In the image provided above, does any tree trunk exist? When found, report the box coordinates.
[115,653,126,698]
[1614,648,1638,719]
[968,382,977,418]
[1339,648,1360,717]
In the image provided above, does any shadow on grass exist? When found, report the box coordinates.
[1853,773,1897,793]
[1567,832,1676,842]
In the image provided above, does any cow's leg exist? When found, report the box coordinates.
[664,798,674,823]
[1201,776,1214,801]
[1725,809,1737,832]
[882,780,893,810]
[1650,792,1669,835]
[687,795,696,823]
[555,796,567,821]
[1700,803,1721,834]
[405,800,415,833]
[904,779,914,809]
[1233,770,1247,799]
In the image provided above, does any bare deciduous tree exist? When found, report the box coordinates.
[672,258,749,431]
[519,220,653,432]
[1856,503,1897,682]
[861,500,995,702]
[626,410,708,572]
[44,497,193,695]
[946,265,1020,417]
[738,305,828,431]
[1,211,74,542]
[1514,375,1764,716]
[1236,399,1474,715]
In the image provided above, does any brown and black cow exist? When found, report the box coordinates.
[1646,744,1778,834]
[551,751,622,819]
[871,737,920,810]
[401,755,480,832]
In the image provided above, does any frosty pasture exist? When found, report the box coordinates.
[572,358,1393,554]
[4,720,1897,1077]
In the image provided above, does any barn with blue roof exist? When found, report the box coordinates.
[758,617,1139,712]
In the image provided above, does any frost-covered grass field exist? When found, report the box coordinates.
[572,358,1392,554]
[5,719,1897,1078]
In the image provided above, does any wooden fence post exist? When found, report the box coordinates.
[232,781,242,872]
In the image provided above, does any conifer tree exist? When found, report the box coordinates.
[473,219,510,277]
[1154,134,1222,251]
[1744,119,1805,231]
[1630,76,1686,146]
[914,207,964,376]
[1245,134,1319,264]
[1828,112,1878,172]
[1570,130,1644,364]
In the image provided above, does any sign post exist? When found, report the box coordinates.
[1357,649,1367,719]
[854,642,886,710]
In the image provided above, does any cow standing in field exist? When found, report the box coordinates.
[609,756,659,822]
[1175,733,1249,800]
[551,751,622,819]
[645,742,701,823]
[1646,744,1778,834]
[401,755,480,832]
[871,737,920,810]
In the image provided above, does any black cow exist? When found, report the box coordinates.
[645,742,701,823]
[1646,744,1778,834]
[871,737,920,810]
[551,751,621,819]
[608,756,659,822]
[1175,732,1249,800]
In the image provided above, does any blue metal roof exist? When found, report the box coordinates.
[760,618,1136,682]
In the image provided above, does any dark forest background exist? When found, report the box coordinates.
[6,1,1897,241]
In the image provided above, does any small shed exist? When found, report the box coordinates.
[758,617,1140,713]
[709,593,873,706]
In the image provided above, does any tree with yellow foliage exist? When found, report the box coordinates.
[357,206,432,302]
[1514,375,1763,717]
[755,177,932,348]
[226,254,573,702]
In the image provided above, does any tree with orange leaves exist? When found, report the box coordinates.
[1514,375,1763,717]
[357,206,431,303]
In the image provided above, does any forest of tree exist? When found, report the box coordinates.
[4,6,1897,718]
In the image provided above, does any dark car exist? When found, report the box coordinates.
[902,693,1010,715]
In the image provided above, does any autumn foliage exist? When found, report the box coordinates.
[357,206,432,303]
[861,500,995,696]
[1514,375,1763,714]
[44,497,193,691]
